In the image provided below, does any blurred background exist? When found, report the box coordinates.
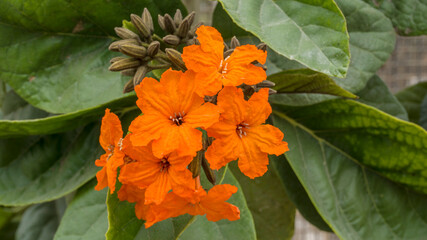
[182,0,427,239]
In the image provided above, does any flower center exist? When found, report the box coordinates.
[170,111,185,126]
[236,122,250,138]
[218,56,230,74]
[106,144,115,161]
[124,155,136,164]
[160,157,171,172]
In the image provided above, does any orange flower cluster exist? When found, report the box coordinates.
[94,26,289,228]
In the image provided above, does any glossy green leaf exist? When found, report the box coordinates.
[0,123,102,206]
[106,167,256,240]
[356,75,408,120]
[363,0,427,36]
[229,161,295,240]
[0,0,186,114]
[268,69,357,98]
[272,99,427,239]
[54,180,108,240]
[1,89,49,121]
[217,0,350,78]
[270,155,332,232]
[15,201,61,240]
[396,82,427,123]
[0,94,136,137]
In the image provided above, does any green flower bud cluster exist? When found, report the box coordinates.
[108,8,200,93]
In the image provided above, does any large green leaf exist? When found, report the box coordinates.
[356,75,408,121]
[0,88,49,120]
[0,123,102,206]
[54,180,108,240]
[0,0,186,114]
[106,167,256,240]
[268,69,357,98]
[271,99,427,239]
[396,82,427,123]
[0,94,136,137]
[363,0,427,36]
[15,201,62,240]
[270,155,332,232]
[217,0,350,78]
[229,161,295,240]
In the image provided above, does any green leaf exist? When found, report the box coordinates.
[396,82,427,123]
[0,0,186,114]
[0,123,102,206]
[1,89,49,121]
[270,155,332,232]
[272,99,427,239]
[106,167,256,240]
[54,180,108,240]
[0,94,136,137]
[362,0,427,36]
[217,0,350,78]
[420,96,427,130]
[268,69,357,98]
[229,161,295,240]
[15,201,61,240]
[356,75,408,121]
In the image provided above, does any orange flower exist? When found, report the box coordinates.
[205,87,289,179]
[119,139,194,205]
[117,184,146,203]
[95,109,125,193]
[143,184,240,228]
[182,25,267,96]
[129,69,219,158]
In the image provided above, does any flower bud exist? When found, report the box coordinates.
[142,8,154,33]
[269,89,277,95]
[174,9,182,27]
[108,39,139,51]
[121,68,137,76]
[110,57,127,64]
[257,43,267,51]
[256,80,276,88]
[163,14,176,34]
[123,78,134,93]
[114,27,139,40]
[230,36,240,49]
[133,65,149,86]
[183,11,196,27]
[223,49,234,58]
[177,19,190,38]
[109,58,140,71]
[147,41,160,57]
[202,155,216,185]
[163,35,180,46]
[130,14,150,38]
[165,48,187,70]
[158,15,166,31]
[119,44,147,58]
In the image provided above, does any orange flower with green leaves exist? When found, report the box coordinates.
[142,183,240,228]
[94,109,125,193]
[129,69,220,158]
[182,25,267,96]
[119,139,194,205]
[205,87,289,179]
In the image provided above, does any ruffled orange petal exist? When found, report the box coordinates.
[168,167,194,192]
[184,102,220,129]
[205,136,240,170]
[222,45,267,86]
[238,138,269,179]
[117,184,146,203]
[105,151,125,193]
[135,78,172,117]
[167,153,193,170]
[144,193,187,228]
[99,109,123,151]
[205,121,236,139]
[175,70,205,114]
[144,172,172,204]
[216,87,248,123]
[201,184,240,222]
[195,25,224,58]
[245,88,272,126]
[129,114,172,147]
[119,160,160,188]
[246,124,289,156]
[151,125,202,158]
[135,201,151,221]
[94,167,108,191]
[182,45,221,71]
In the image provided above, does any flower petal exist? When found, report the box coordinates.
[99,109,123,151]
[182,45,221,71]
[195,25,224,60]
[216,87,248,124]
[152,125,202,158]
[135,77,172,117]
[144,172,172,204]
[94,167,108,191]
[246,124,289,156]
[245,88,271,126]
[129,114,172,147]
[119,160,160,188]
[238,138,269,179]
[205,136,240,170]
[184,102,220,129]
[117,184,146,203]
